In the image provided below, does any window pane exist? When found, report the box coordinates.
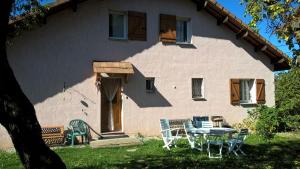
[240,81,244,100]
[249,80,255,102]
[176,20,187,42]
[246,81,250,100]
[146,80,151,90]
[146,78,155,92]
[240,80,247,101]
[192,79,203,98]
[240,80,254,103]
[109,13,125,38]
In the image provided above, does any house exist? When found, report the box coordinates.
[0,0,290,149]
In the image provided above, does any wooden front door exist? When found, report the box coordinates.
[101,79,122,132]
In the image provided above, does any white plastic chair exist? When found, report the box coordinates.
[160,119,182,150]
[227,128,249,156]
[183,120,203,151]
[201,121,213,140]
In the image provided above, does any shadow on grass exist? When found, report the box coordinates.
[72,140,300,169]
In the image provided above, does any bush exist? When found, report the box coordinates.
[248,106,281,141]
[232,113,257,132]
[281,114,300,131]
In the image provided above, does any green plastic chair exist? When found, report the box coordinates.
[68,119,90,146]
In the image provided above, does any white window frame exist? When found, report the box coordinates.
[240,79,256,104]
[109,10,128,40]
[192,78,205,100]
[146,77,155,93]
[176,17,192,44]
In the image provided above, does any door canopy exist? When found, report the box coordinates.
[93,61,134,84]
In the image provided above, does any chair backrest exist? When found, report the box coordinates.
[211,116,223,121]
[183,120,195,133]
[193,116,209,128]
[201,121,213,128]
[160,119,172,138]
[237,128,249,141]
[69,119,88,134]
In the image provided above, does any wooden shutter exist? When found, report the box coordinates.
[230,79,240,105]
[128,11,147,41]
[256,79,266,104]
[160,14,176,43]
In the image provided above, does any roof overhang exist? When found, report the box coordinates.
[93,62,134,75]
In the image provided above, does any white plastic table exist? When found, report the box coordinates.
[188,127,236,139]
[193,127,236,134]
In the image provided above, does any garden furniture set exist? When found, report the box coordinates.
[160,117,249,158]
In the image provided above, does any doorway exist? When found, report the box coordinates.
[101,78,122,132]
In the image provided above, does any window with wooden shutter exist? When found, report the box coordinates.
[256,79,266,104]
[230,79,240,105]
[160,14,176,43]
[128,11,147,41]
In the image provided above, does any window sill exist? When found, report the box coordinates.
[192,97,206,101]
[176,43,196,49]
[240,102,257,107]
[176,42,192,45]
[109,37,128,41]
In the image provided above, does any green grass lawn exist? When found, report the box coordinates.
[1,133,300,169]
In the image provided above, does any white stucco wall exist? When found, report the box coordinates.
[0,0,275,149]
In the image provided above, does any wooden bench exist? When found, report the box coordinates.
[41,126,65,146]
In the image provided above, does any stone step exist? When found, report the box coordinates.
[90,137,142,148]
[100,134,129,140]
[101,131,125,135]
[100,132,129,139]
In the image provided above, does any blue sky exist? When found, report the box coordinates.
[40,0,55,5]
[12,0,55,16]
[217,0,292,57]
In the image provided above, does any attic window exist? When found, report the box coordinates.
[109,11,128,39]
[176,18,192,44]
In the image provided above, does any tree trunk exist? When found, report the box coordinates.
[0,0,66,168]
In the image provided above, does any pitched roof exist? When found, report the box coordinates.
[9,0,291,71]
